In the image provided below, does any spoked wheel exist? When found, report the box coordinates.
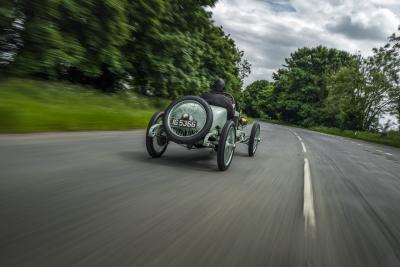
[248,122,261,157]
[217,120,236,171]
[146,111,168,158]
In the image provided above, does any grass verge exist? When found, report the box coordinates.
[310,127,400,148]
[0,77,168,133]
[262,119,400,148]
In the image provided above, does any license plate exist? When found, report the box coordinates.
[172,119,197,128]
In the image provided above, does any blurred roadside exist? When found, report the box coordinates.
[0,77,168,133]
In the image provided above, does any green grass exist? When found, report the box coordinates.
[262,119,400,148]
[310,127,400,148]
[0,77,168,133]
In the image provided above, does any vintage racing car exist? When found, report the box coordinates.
[145,94,261,171]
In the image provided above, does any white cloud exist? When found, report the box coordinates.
[211,0,400,85]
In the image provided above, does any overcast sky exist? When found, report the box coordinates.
[211,0,400,85]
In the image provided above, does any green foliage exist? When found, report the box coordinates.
[272,46,354,127]
[8,0,130,89]
[0,77,164,132]
[375,26,400,121]
[243,80,275,119]
[125,0,244,98]
[1,0,246,96]
[326,33,399,131]
[245,35,400,132]
[325,63,365,130]
[0,0,21,67]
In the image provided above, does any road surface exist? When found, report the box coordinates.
[1,122,400,266]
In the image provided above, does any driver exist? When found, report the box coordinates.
[201,79,235,120]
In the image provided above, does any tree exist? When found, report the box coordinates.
[272,46,354,126]
[243,80,275,118]
[124,0,244,98]
[8,0,130,90]
[372,26,400,122]
[237,50,251,81]
[327,53,396,131]
[2,0,247,95]
[0,0,23,67]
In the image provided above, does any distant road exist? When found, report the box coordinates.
[1,123,400,266]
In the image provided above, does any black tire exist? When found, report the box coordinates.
[163,96,213,144]
[217,120,236,171]
[146,111,168,158]
[248,122,261,157]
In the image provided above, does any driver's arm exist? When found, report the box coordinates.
[221,96,235,119]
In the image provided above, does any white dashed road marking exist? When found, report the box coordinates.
[288,130,394,233]
[301,142,307,153]
[303,158,315,235]
[289,130,316,235]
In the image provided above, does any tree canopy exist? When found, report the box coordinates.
[244,29,400,132]
[272,46,355,126]
[243,80,275,119]
[0,0,249,97]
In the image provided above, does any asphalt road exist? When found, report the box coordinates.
[1,122,400,266]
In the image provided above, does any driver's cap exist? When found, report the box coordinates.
[211,79,225,93]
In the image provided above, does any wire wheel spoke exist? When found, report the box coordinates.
[224,127,235,165]
[254,127,260,152]
[152,120,167,153]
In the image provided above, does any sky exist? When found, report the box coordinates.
[211,0,400,85]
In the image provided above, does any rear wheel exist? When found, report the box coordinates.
[146,111,168,158]
[248,122,261,157]
[217,120,236,171]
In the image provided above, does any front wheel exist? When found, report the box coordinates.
[248,122,261,157]
[217,120,236,171]
[146,111,168,158]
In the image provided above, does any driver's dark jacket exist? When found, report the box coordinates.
[201,92,235,119]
